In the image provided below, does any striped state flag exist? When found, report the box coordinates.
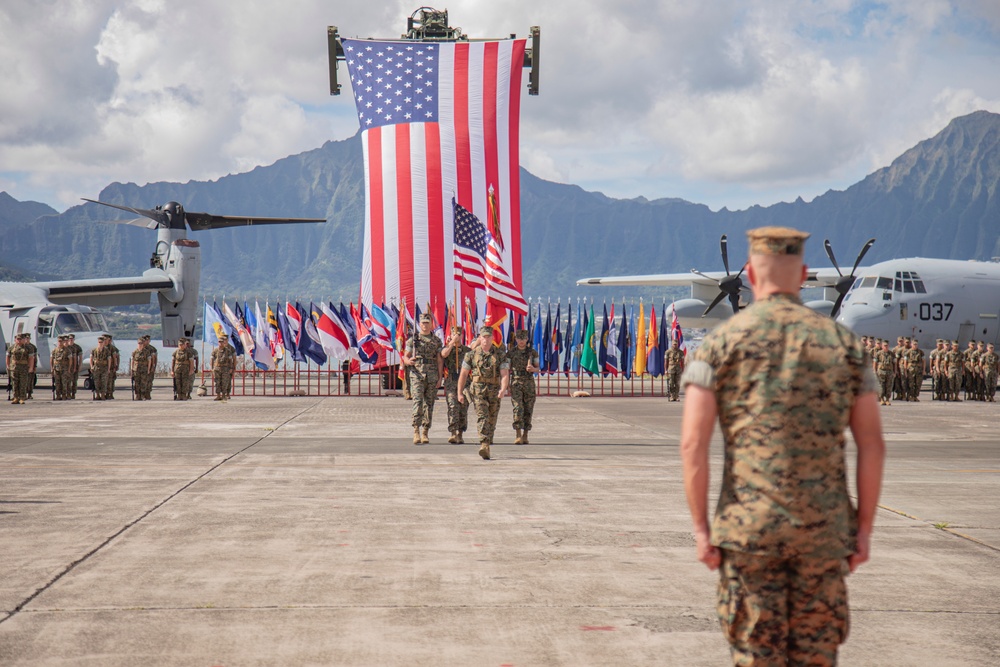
[342,37,526,323]
[452,199,527,314]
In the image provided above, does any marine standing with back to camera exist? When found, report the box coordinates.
[679,227,886,667]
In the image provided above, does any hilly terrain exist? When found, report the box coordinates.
[2,110,999,302]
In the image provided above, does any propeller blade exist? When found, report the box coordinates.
[185,212,327,231]
[831,291,848,319]
[82,198,168,227]
[702,291,728,318]
[720,235,731,275]
[850,238,876,276]
[102,217,160,230]
[690,269,722,285]
[728,290,741,314]
[824,239,843,277]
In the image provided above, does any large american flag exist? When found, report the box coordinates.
[453,198,528,314]
[342,38,526,322]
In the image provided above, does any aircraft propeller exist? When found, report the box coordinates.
[691,234,747,317]
[824,237,876,318]
[82,199,326,230]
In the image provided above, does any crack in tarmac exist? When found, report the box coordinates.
[0,400,323,626]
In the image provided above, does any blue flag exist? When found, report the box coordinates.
[276,303,298,361]
[599,303,609,376]
[562,302,572,372]
[541,302,552,374]
[570,299,582,373]
[532,303,544,365]
[620,305,631,380]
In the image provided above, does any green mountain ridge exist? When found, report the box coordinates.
[2,110,999,300]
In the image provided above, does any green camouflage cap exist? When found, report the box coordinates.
[478,325,494,337]
[514,329,529,340]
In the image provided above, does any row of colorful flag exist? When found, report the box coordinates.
[201,298,687,378]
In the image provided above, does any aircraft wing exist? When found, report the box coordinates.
[578,267,861,289]
[184,212,327,231]
[576,271,726,287]
[34,270,175,307]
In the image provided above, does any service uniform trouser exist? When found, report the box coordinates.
[718,550,848,667]
[53,368,71,399]
[948,372,962,399]
[472,381,501,444]
[667,370,682,400]
[410,368,438,428]
[510,378,536,432]
[444,378,469,434]
[877,372,893,403]
[92,369,107,399]
[10,366,30,401]
[214,369,233,398]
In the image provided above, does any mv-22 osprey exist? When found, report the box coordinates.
[1,200,324,374]
[578,235,1000,349]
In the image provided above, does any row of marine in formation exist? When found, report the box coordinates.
[866,336,999,405]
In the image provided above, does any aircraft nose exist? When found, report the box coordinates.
[836,302,885,332]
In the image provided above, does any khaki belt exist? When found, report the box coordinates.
[473,377,499,385]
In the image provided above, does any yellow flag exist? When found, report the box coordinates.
[633,301,647,376]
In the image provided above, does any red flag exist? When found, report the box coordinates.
[343,38,526,324]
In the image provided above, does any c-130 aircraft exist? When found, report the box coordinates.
[1,200,324,374]
[578,235,1000,349]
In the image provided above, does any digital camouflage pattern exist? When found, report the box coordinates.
[873,347,895,404]
[719,551,848,667]
[172,346,197,400]
[105,343,120,399]
[507,344,538,432]
[683,292,871,666]
[406,333,442,428]
[684,293,869,559]
[442,342,471,435]
[665,345,685,401]
[90,344,112,400]
[463,345,509,444]
[69,341,82,398]
[212,342,237,399]
[131,344,156,400]
[982,349,999,401]
[50,342,73,400]
[7,340,33,402]
[945,346,964,400]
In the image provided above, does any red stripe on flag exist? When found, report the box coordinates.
[425,123,446,325]
[483,41,500,236]
[454,43,472,207]
[508,40,525,291]
[368,128,385,305]
[396,125,415,312]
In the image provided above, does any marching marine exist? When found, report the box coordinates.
[441,325,471,444]
[402,312,443,444]
[211,333,237,401]
[665,337,685,401]
[457,325,510,460]
[6,333,35,404]
[507,329,540,444]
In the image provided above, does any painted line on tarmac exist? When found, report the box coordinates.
[0,398,325,627]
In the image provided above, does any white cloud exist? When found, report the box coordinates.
[1,0,999,212]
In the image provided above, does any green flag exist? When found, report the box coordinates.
[580,303,600,374]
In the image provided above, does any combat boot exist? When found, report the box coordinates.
[456,432,464,444]
[420,427,430,444]
[413,428,421,445]
[514,429,523,444]
[522,431,529,445]
[478,442,491,460]
[447,431,458,444]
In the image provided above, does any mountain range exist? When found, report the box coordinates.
[2,110,999,303]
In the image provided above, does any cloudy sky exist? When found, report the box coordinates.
[2,0,999,212]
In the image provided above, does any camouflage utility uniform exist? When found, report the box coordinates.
[6,336,34,404]
[50,337,73,400]
[211,338,237,400]
[131,338,156,400]
[873,344,895,406]
[172,341,197,400]
[105,339,120,399]
[406,329,443,441]
[90,340,111,400]
[945,343,964,401]
[462,340,510,454]
[441,329,471,443]
[68,337,82,399]
[903,343,924,401]
[25,339,37,398]
[665,341,685,401]
[683,291,876,667]
[981,346,999,402]
[507,337,539,443]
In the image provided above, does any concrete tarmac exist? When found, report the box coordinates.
[1,385,998,666]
